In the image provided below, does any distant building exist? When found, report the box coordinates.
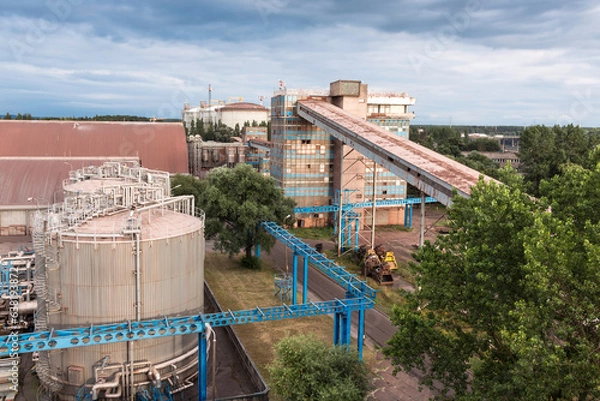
[182,101,269,131]
[367,92,415,136]
[242,126,268,142]
[462,150,521,170]
[468,133,521,152]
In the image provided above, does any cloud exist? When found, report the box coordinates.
[0,0,598,125]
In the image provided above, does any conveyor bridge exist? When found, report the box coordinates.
[297,100,497,206]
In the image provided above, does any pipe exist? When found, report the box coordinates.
[90,372,122,400]
[134,232,141,321]
[205,323,217,401]
[419,191,426,247]
[128,342,134,401]
[155,346,198,370]
[148,366,161,388]
[17,300,37,314]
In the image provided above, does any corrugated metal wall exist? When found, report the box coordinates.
[45,221,204,398]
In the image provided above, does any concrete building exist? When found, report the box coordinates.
[182,101,269,131]
[187,136,246,177]
[270,80,415,228]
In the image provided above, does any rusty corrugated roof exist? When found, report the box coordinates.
[0,121,188,173]
[0,157,138,206]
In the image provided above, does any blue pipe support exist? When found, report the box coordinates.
[261,222,377,300]
[198,333,207,401]
[354,219,360,249]
[357,308,365,360]
[292,252,298,305]
[4,297,374,356]
[254,243,261,258]
[302,257,308,304]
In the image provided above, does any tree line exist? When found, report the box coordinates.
[184,118,268,142]
[3,113,155,121]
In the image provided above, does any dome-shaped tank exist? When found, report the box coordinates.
[34,162,204,400]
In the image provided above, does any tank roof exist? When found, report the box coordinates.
[67,208,202,240]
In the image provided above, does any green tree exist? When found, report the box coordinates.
[519,124,598,195]
[383,163,600,400]
[463,137,502,152]
[195,164,295,261]
[171,174,202,200]
[4,112,12,120]
[461,151,500,178]
[268,335,370,401]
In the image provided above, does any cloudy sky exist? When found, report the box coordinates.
[1,0,598,126]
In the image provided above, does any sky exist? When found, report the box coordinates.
[1,0,599,126]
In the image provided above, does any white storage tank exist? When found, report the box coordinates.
[34,162,204,400]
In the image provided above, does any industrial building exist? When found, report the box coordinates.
[0,121,188,236]
[270,80,416,228]
[32,161,205,400]
[187,136,247,177]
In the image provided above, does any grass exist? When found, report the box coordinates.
[288,226,334,240]
[203,251,376,391]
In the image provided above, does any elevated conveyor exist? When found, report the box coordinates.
[297,100,499,206]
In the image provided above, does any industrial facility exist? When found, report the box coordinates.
[31,161,204,400]
[0,78,495,401]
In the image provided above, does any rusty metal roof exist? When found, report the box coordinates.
[0,157,138,206]
[297,100,499,205]
[0,121,188,173]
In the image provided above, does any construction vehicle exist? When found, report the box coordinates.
[374,244,399,270]
[356,245,395,285]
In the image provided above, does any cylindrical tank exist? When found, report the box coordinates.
[43,208,204,400]
[35,163,205,400]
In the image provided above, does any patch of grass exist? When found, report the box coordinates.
[204,252,375,391]
[288,226,334,240]
[375,225,412,233]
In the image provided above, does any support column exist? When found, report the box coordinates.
[302,256,308,304]
[198,333,207,401]
[337,191,343,257]
[371,164,377,248]
[357,306,365,360]
[292,252,298,305]
[354,218,359,250]
[404,204,413,228]
[254,243,261,258]
[420,192,426,247]
[334,312,340,346]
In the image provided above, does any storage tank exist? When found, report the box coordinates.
[33,162,204,400]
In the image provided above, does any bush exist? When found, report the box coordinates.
[268,335,370,401]
[240,255,262,270]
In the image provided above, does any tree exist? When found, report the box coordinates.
[519,124,599,195]
[3,112,12,120]
[194,164,295,262]
[461,151,500,178]
[268,335,370,401]
[383,162,600,400]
